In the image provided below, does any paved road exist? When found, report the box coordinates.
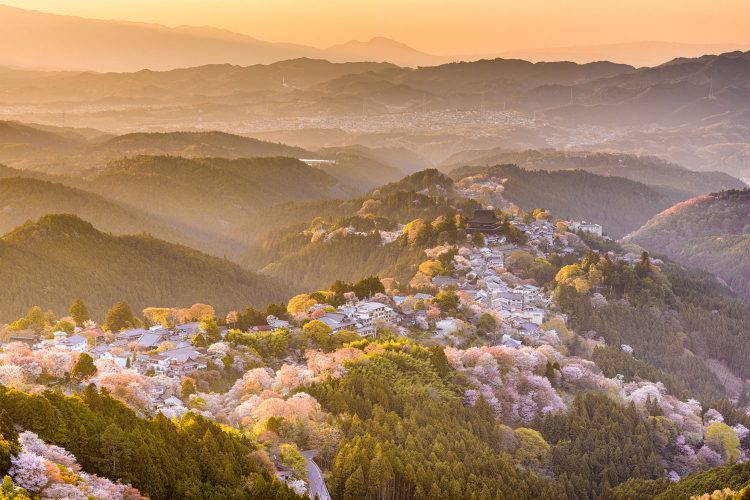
[301,450,331,500]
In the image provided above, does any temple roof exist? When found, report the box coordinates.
[470,210,498,223]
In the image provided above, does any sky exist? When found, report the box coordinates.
[2,0,750,54]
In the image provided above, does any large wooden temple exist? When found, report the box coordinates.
[467,209,502,234]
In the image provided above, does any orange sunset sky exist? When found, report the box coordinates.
[2,0,749,55]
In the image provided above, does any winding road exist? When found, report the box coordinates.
[301,450,331,500]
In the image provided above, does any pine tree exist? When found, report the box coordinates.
[181,379,197,400]
[103,302,135,332]
[343,466,367,500]
[71,353,97,380]
[201,317,221,344]
[192,333,208,348]
[99,423,131,475]
[69,298,90,326]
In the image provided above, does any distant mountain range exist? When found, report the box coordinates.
[1,4,747,71]
[0,121,416,192]
[495,41,750,68]
[0,4,443,70]
[3,33,750,177]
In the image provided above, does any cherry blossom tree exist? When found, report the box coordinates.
[9,452,48,493]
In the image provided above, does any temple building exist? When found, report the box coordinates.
[467,209,502,234]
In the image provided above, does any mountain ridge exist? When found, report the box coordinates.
[2,4,748,71]
[0,213,290,321]
[626,189,750,298]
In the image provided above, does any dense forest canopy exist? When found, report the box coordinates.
[0,214,288,322]
[628,189,750,299]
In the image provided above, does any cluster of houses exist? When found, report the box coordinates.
[98,323,212,377]
[389,208,606,347]
[36,322,214,379]
[16,205,608,388]
[441,243,551,346]
[313,301,398,336]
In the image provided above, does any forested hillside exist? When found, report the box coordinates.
[627,189,750,299]
[244,173,479,290]
[4,26,750,500]
[0,214,288,321]
[0,384,299,499]
[312,151,405,192]
[451,164,679,237]
[555,245,750,402]
[75,155,356,256]
[441,150,744,198]
[93,131,313,159]
[0,177,192,245]
[306,347,559,499]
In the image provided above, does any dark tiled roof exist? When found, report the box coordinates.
[470,210,498,223]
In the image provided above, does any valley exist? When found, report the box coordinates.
[1,4,750,498]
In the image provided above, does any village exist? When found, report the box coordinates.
[7,203,619,407]
[0,203,723,499]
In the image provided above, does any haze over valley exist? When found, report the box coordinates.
[2,2,750,499]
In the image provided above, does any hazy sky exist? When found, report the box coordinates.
[4,0,750,54]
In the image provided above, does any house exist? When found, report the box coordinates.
[53,331,68,345]
[501,335,522,349]
[89,345,111,359]
[117,328,147,342]
[392,295,407,306]
[163,396,183,407]
[62,334,88,352]
[136,331,170,350]
[159,346,207,376]
[518,322,540,336]
[350,302,397,336]
[494,292,525,309]
[250,325,273,333]
[267,316,291,329]
[569,221,603,237]
[318,312,357,333]
[515,284,540,296]
[174,322,202,337]
[8,330,40,347]
[520,308,545,326]
[160,346,204,364]
[139,353,171,375]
